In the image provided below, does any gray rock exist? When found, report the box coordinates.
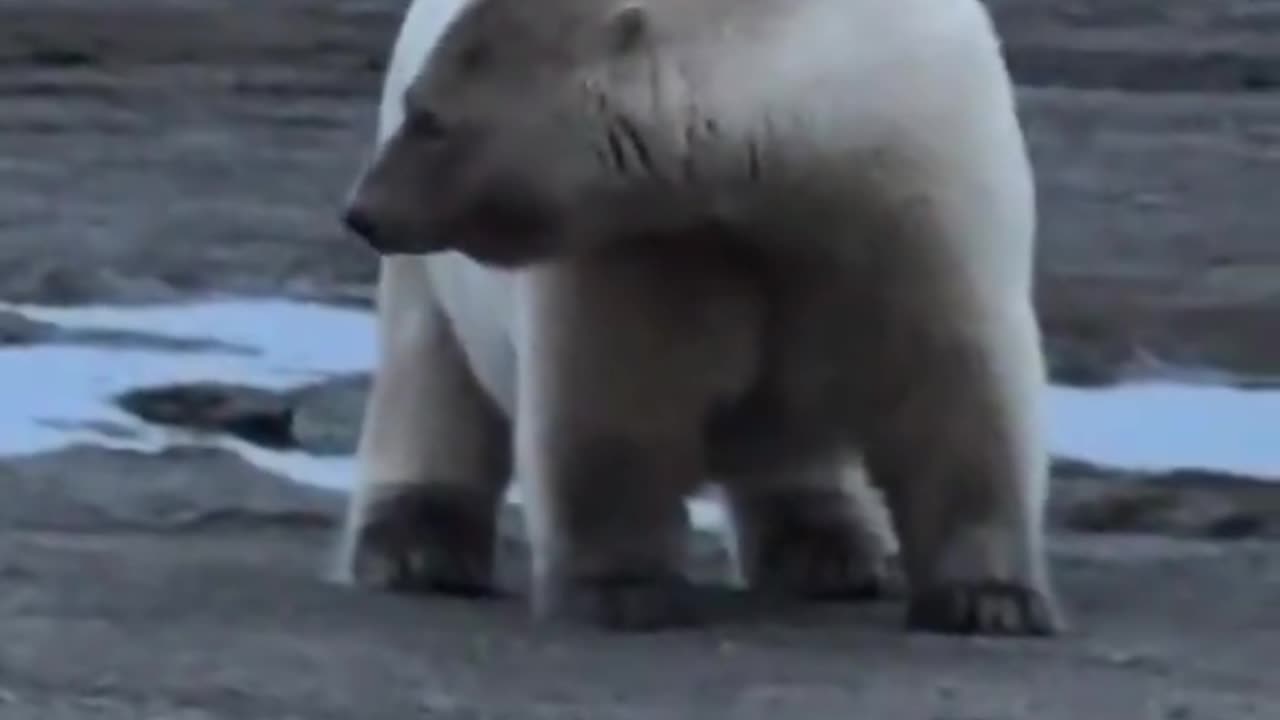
[0,444,342,532]
[108,377,1280,542]
[1000,37,1280,92]
[1050,459,1280,539]
[0,309,254,354]
[115,383,295,449]
[113,376,372,456]
[289,373,370,456]
[2,0,1280,387]
[0,310,57,345]
[1042,335,1131,387]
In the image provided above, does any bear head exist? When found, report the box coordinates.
[342,0,716,267]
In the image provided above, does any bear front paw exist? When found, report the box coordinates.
[750,524,891,601]
[733,490,893,601]
[906,581,1063,636]
[537,574,701,631]
[352,485,498,597]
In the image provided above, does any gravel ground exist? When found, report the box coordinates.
[2,443,1279,719]
[1,0,1279,717]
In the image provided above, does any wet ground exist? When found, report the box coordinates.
[1,0,1279,717]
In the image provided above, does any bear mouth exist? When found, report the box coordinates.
[436,188,562,266]
[468,185,560,236]
[456,237,553,268]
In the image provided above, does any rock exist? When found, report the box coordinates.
[289,373,369,456]
[108,377,1280,543]
[1000,37,1280,92]
[112,376,372,455]
[116,382,296,449]
[1049,459,1280,540]
[313,283,377,310]
[2,0,1279,385]
[1043,335,1131,387]
[0,309,254,354]
[0,444,342,532]
[0,262,180,307]
[0,310,57,345]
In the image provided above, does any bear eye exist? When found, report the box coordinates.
[406,108,448,140]
[457,41,492,74]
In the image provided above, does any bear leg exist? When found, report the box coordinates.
[513,256,739,631]
[332,257,511,596]
[523,433,701,631]
[723,459,895,600]
[863,299,1063,637]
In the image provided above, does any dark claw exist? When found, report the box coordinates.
[754,530,890,601]
[907,581,1064,636]
[740,497,892,602]
[540,575,702,632]
[354,485,498,598]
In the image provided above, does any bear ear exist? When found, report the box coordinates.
[606,3,652,56]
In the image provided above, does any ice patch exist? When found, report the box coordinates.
[0,299,375,457]
[1049,381,1279,478]
[1,299,1277,515]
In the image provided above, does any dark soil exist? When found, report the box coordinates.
[1,444,1279,719]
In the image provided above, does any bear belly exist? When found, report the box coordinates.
[423,254,520,417]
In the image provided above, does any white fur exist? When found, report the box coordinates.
[337,0,1054,632]
[354,0,1037,431]
[331,0,477,583]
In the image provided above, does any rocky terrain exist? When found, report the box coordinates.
[1,0,1279,717]
[2,0,1280,379]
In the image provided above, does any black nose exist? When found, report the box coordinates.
[342,205,380,245]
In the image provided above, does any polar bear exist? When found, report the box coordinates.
[335,0,1063,636]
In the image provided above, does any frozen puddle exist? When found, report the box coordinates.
[0,299,376,461]
[1052,383,1279,478]
[1,298,1277,530]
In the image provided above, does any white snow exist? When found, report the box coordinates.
[1,298,1276,529]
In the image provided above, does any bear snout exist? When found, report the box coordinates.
[341,195,456,256]
[341,202,386,251]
